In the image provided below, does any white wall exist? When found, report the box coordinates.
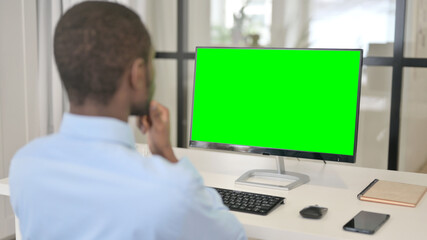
[0,0,38,238]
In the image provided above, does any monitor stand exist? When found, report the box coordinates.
[235,156,310,190]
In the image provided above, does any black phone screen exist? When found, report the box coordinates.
[343,211,390,234]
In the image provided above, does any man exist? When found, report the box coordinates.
[9,2,246,239]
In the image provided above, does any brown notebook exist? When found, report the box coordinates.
[357,179,427,207]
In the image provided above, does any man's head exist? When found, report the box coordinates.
[54,1,153,116]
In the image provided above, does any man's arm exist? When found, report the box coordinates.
[180,178,247,240]
[139,102,246,239]
[139,100,178,163]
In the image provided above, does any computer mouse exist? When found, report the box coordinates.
[299,205,328,219]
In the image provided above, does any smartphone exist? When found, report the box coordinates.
[343,211,390,234]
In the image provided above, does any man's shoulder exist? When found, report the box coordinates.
[12,134,59,160]
[8,134,62,192]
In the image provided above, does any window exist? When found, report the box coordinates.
[155,0,426,171]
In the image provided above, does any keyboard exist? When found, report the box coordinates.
[213,187,285,215]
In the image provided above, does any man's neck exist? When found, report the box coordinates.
[70,101,129,122]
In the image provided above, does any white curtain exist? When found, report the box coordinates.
[37,0,68,135]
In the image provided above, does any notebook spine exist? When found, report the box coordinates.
[357,179,379,200]
[359,196,416,207]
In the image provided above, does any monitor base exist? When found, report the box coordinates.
[235,156,310,191]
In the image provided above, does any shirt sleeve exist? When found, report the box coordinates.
[174,158,247,240]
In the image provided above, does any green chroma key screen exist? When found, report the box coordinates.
[191,47,362,157]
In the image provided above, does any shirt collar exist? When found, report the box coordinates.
[59,113,136,149]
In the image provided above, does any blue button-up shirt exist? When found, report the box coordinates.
[9,113,246,240]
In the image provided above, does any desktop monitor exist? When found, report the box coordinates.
[190,47,363,190]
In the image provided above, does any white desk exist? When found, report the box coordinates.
[1,145,427,240]
[166,145,427,240]
[0,178,9,196]
[0,178,21,240]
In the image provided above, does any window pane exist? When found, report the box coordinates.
[399,68,427,172]
[356,66,392,169]
[130,0,177,52]
[404,0,427,58]
[131,60,178,147]
[188,0,396,57]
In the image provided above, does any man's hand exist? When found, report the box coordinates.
[138,101,178,163]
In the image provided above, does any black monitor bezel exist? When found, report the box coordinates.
[189,47,363,163]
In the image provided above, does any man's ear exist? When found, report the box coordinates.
[129,58,145,90]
